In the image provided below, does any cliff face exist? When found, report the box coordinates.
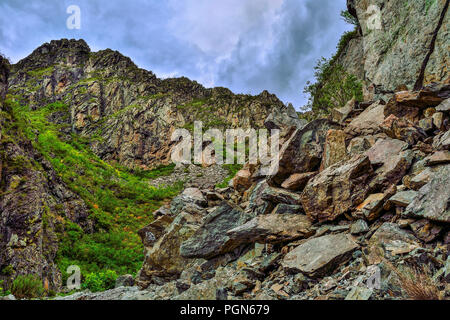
[342,0,449,100]
[9,39,286,169]
[0,40,289,293]
[0,56,93,291]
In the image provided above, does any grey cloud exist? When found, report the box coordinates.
[0,0,352,108]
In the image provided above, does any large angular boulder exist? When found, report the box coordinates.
[403,165,450,223]
[367,223,419,264]
[320,129,348,170]
[381,114,426,146]
[264,103,308,133]
[282,233,358,277]
[331,98,356,124]
[269,119,341,185]
[137,212,201,287]
[365,138,414,189]
[246,180,273,215]
[345,101,385,136]
[280,172,317,191]
[180,201,253,259]
[226,214,314,245]
[301,154,374,222]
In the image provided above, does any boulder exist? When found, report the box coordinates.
[365,138,414,188]
[180,201,253,259]
[393,90,444,108]
[232,168,253,192]
[403,165,450,223]
[179,188,207,207]
[331,98,355,124]
[350,220,369,235]
[320,129,348,171]
[261,186,302,205]
[264,103,308,133]
[436,99,450,112]
[386,190,418,207]
[433,130,450,150]
[347,136,371,156]
[269,119,341,185]
[345,101,385,136]
[247,180,273,215]
[432,112,444,129]
[410,219,443,243]
[425,151,450,166]
[301,154,374,222]
[138,215,174,247]
[408,168,433,190]
[381,114,426,146]
[280,172,317,191]
[282,233,358,277]
[138,212,201,286]
[271,203,302,215]
[367,223,419,264]
[226,214,314,245]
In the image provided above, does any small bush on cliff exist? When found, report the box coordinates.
[340,10,359,27]
[11,275,44,299]
[303,58,363,115]
[82,270,118,292]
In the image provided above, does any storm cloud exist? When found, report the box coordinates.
[0,0,352,108]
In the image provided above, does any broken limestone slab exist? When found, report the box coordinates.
[282,233,358,277]
[403,165,450,223]
[180,201,254,259]
[226,214,314,246]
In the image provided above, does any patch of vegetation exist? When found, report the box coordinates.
[81,270,118,292]
[340,10,359,27]
[4,96,184,286]
[303,58,363,115]
[11,275,44,299]
[27,66,55,78]
[0,280,11,296]
[216,163,242,189]
[302,9,363,117]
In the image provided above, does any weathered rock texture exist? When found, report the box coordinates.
[8,39,287,170]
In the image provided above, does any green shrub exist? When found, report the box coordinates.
[6,97,184,284]
[303,58,363,116]
[0,280,11,296]
[340,10,359,27]
[82,270,118,292]
[11,275,44,299]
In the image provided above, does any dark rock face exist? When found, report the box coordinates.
[301,154,374,222]
[0,58,92,291]
[404,164,450,223]
[269,119,341,185]
[179,201,253,259]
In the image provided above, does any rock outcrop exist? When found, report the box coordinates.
[8,39,287,170]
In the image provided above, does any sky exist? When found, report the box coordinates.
[0,0,352,109]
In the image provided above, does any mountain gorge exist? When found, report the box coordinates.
[0,0,449,300]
